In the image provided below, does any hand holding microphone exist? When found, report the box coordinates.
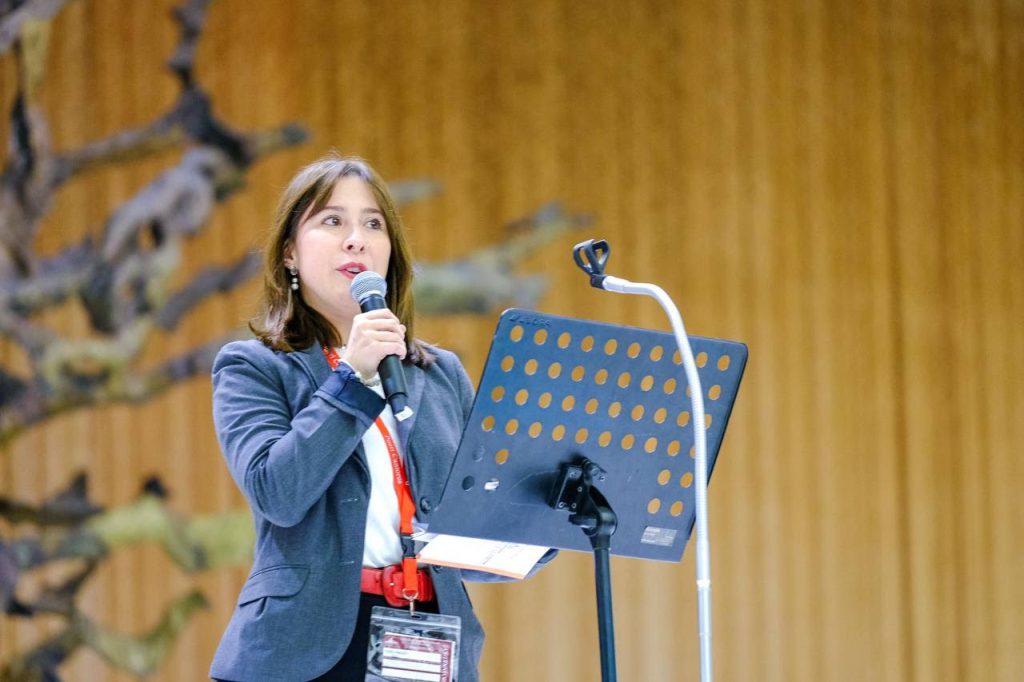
[347,271,414,421]
[343,309,406,379]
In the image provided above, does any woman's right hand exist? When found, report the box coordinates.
[340,309,406,380]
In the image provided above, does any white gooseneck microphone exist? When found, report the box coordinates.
[574,239,714,682]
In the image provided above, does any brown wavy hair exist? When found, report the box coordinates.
[250,154,432,366]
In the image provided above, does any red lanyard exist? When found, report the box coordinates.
[323,347,421,601]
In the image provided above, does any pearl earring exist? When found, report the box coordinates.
[288,266,299,291]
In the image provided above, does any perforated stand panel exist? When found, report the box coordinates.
[428,309,748,562]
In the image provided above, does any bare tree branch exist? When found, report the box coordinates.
[155,251,261,330]
[0,472,100,526]
[0,239,93,315]
[0,3,62,278]
[1,474,254,578]
[0,590,208,682]
[83,590,209,676]
[0,0,67,57]
[0,333,242,446]
[415,202,592,314]
[0,368,27,410]
[16,561,97,618]
[0,303,55,354]
[0,622,80,682]
[86,495,253,573]
[50,113,184,185]
[0,2,294,679]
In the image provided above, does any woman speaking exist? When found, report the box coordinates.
[209,154,514,681]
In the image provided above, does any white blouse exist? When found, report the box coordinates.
[338,357,407,568]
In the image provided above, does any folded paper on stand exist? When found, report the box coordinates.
[416,534,549,579]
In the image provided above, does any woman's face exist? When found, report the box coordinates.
[285,175,392,337]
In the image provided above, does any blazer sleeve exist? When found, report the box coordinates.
[212,342,384,527]
[452,353,475,427]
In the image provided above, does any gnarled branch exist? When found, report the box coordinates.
[0,590,208,682]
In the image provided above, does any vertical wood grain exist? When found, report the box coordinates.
[0,1,1020,680]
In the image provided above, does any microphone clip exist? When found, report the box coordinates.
[572,239,611,289]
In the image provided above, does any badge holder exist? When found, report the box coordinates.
[426,309,747,681]
[366,607,461,682]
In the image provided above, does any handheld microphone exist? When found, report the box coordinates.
[349,271,414,421]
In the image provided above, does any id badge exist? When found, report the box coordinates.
[366,606,462,682]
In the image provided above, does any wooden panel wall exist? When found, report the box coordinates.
[2,1,1021,680]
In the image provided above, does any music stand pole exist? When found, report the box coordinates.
[549,458,618,681]
[593,527,616,682]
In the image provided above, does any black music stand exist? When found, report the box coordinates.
[427,309,747,681]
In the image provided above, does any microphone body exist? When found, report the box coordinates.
[350,272,413,421]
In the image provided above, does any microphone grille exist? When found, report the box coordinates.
[350,270,387,303]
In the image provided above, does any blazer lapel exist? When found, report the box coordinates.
[394,361,425,453]
[291,344,426,485]
[290,342,332,386]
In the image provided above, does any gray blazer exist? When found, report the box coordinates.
[209,340,487,681]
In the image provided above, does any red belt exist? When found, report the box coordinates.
[361,564,434,608]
